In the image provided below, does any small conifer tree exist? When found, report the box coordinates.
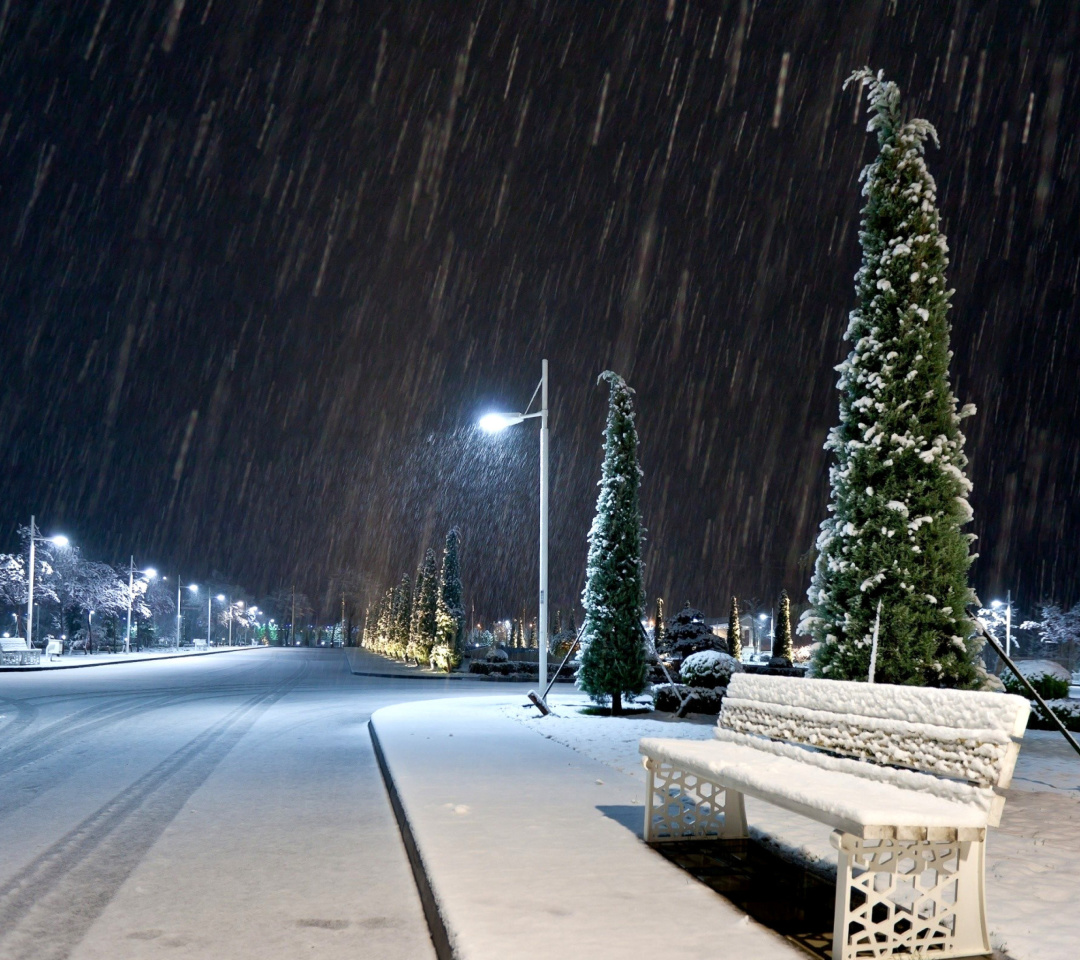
[728,596,742,661]
[578,372,647,714]
[802,70,982,688]
[654,597,667,655]
[772,590,793,663]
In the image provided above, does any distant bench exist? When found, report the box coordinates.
[640,673,1030,960]
[0,637,41,666]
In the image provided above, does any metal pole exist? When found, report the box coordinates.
[177,582,182,649]
[228,597,233,647]
[27,516,35,652]
[125,557,134,654]
[208,595,212,647]
[538,359,549,697]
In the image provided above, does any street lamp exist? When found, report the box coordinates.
[991,592,1014,658]
[758,613,772,659]
[478,359,550,695]
[124,559,157,654]
[26,515,69,653]
[171,581,198,648]
[209,594,226,647]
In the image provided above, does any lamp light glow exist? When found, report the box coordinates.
[479,412,524,433]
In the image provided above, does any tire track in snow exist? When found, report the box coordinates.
[0,659,309,960]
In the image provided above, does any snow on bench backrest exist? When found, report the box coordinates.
[718,674,1030,789]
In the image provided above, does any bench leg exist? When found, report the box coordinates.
[641,757,747,842]
[830,831,989,960]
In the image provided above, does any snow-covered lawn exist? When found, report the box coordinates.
[502,691,1080,960]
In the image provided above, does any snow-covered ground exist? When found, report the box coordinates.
[503,692,1080,960]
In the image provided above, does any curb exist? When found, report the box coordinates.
[0,646,262,673]
[350,668,471,681]
[368,718,455,960]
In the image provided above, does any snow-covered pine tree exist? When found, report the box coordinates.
[802,69,982,689]
[772,590,793,664]
[727,596,742,661]
[410,548,439,663]
[390,573,412,660]
[433,528,465,671]
[577,371,647,714]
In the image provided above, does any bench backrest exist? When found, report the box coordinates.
[1,637,30,652]
[718,674,1029,789]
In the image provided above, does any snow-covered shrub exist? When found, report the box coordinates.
[1002,659,1071,700]
[680,650,743,689]
[1029,698,1080,732]
[468,660,491,675]
[651,683,727,715]
[484,647,509,662]
[652,683,690,713]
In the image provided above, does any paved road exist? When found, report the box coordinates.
[0,648,513,960]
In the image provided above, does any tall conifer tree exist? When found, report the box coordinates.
[434,528,465,669]
[802,70,981,688]
[578,372,647,713]
[411,548,439,663]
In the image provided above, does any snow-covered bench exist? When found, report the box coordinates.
[639,674,1030,960]
[1,637,41,666]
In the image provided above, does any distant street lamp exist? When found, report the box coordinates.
[26,515,69,653]
[210,594,226,646]
[758,613,772,659]
[172,580,198,647]
[991,591,1014,658]
[124,559,157,654]
[479,360,550,695]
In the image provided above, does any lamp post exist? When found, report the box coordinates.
[124,559,157,654]
[25,516,69,652]
[174,581,198,647]
[478,359,550,695]
[213,594,228,646]
[758,613,772,660]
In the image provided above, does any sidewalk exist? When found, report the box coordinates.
[0,645,261,672]
[369,695,804,960]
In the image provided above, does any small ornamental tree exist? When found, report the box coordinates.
[433,528,465,670]
[801,69,982,689]
[772,590,793,663]
[577,371,648,714]
[728,596,742,661]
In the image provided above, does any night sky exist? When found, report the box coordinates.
[1,1,1078,622]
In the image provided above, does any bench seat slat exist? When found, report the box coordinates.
[639,735,994,837]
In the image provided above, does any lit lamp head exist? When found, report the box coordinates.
[478,412,524,433]
[990,600,1003,609]
[50,535,70,548]
[216,594,226,602]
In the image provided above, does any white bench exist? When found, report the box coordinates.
[0,637,41,666]
[640,673,1030,960]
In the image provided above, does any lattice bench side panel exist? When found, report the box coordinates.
[643,758,745,842]
[832,833,989,960]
